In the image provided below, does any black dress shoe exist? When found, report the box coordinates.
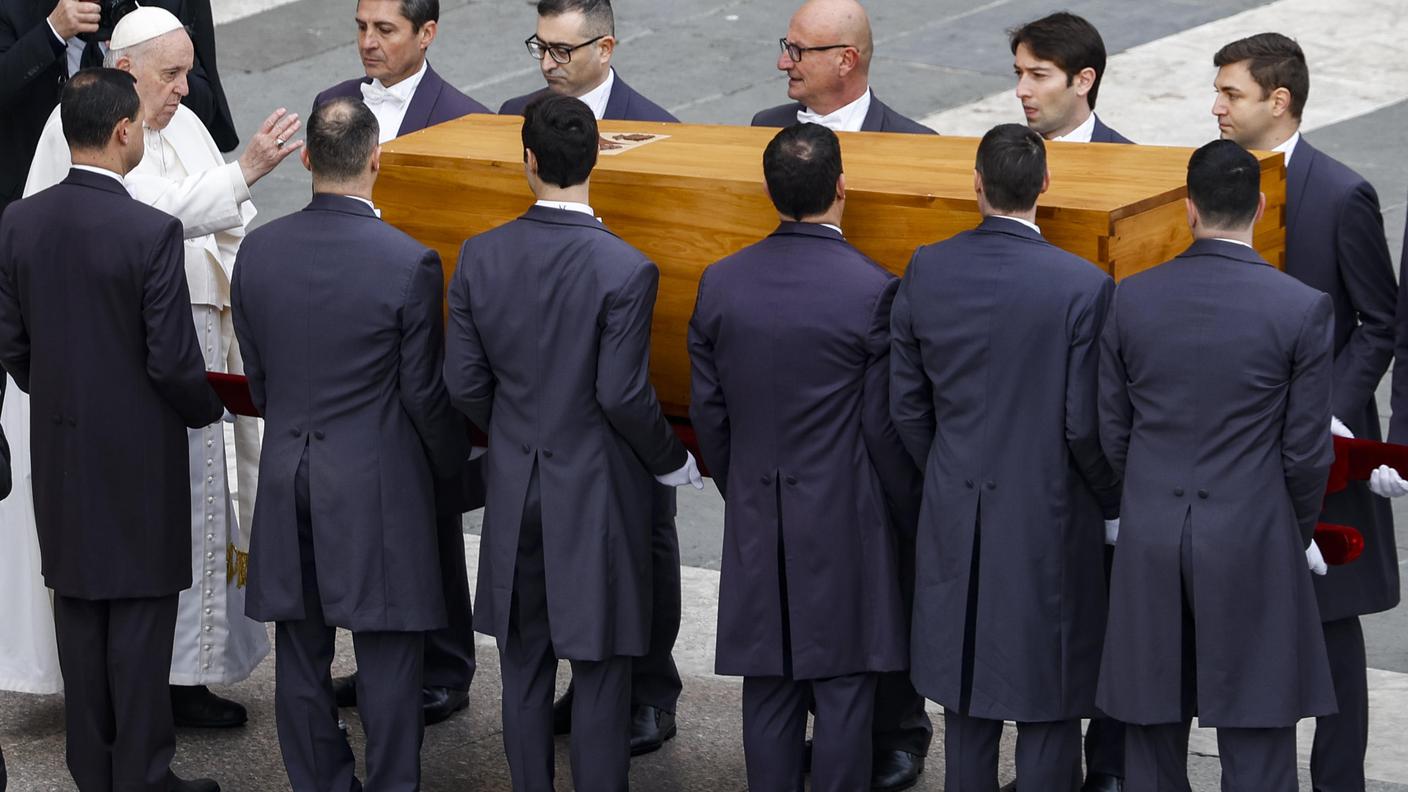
[551,687,573,735]
[332,672,358,708]
[423,686,469,726]
[628,705,676,756]
[168,770,220,792]
[999,782,1018,792]
[170,685,247,729]
[871,749,924,791]
[1081,772,1124,792]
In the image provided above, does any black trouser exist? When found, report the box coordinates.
[873,528,932,758]
[54,591,179,792]
[628,484,683,712]
[275,450,425,792]
[1085,545,1126,778]
[423,507,476,692]
[743,672,877,792]
[944,712,1081,792]
[499,467,631,792]
[1311,616,1369,792]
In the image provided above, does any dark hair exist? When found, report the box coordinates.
[61,68,140,151]
[975,123,1046,213]
[1187,140,1261,230]
[395,0,438,31]
[536,0,614,36]
[1213,33,1308,120]
[307,97,380,182]
[522,94,598,188]
[762,124,843,221]
[1009,12,1108,110]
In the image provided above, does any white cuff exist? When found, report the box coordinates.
[47,19,66,48]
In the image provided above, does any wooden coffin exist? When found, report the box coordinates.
[375,114,1288,417]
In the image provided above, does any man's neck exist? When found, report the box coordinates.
[982,206,1038,225]
[1248,122,1299,152]
[1046,106,1093,141]
[1194,227,1255,245]
[313,180,375,202]
[378,56,426,88]
[807,81,868,116]
[534,183,591,205]
[71,151,127,176]
[572,68,612,99]
[788,207,844,227]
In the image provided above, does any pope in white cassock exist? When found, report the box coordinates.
[1,6,304,724]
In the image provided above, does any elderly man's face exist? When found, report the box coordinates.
[357,0,435,87]
[778,10,848,109]
[536,10,612,98]
[121,31,193,131]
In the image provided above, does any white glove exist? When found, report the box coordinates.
[656,451,705,490]
[1330,416,1354,439]
[1306,540,1328,576]
[1104,518,1120,545]
[1369,464,1408,498]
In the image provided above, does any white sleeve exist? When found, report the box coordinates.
[124,159,251,240]
[22,109,72,198]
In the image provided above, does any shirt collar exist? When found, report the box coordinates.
[990,215,1041,234]
[578,68,616,121]
[797,87,873,133]
[72,164,125,185]
[535,199,596,217]
[819,223,843,235]
[1273,131,1301,166]
[1211,237,1254,249]
[348,195,381,217]
[1052,111,1097,143]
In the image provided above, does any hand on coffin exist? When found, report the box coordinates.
[1330,416,1355,439]
[656,451,705,491]
[1306,540,1328,576]
[1368,464,1408,498]
[1104,519,1120,545]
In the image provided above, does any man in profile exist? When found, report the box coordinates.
[0,68,224,792]
[1097,140,1336,790]
[1009,12,1131,144]
[500,0,675,123]
[753,0,933,135]
[232,97,465,792]
[445,94,700,791]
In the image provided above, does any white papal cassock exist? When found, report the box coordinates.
[0,102,269,692]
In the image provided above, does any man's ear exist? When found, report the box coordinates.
[300,147,312,173]
[418,20,437,51]
[836,171,846,203]
[1253,191,1267,226]
[1040,168,1050,196]
[525,148,539,175]
[1074,66,1097,98]
[1270,86,1292,118]
[1185,197,1198,231]
[370,144,382,175]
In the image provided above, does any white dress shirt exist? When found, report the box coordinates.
[797,87,873,133]
[361,59,429,143]
[990,215,1041,234]
[347,195,382,217]
[1212,237,1254,249]
[1273,131,1301,167]
[577,68,616,121]
[1052,112,1097,143]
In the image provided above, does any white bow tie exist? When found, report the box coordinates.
[795,107,841,130]
[360,81,406,108]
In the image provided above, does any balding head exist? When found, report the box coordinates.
[779,0,873,114]
[305,97,381,187]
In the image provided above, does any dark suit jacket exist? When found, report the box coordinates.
[498,71,677,122]
[232,193,463,632]
[891,217,1118,721]
[1391,190,1408,445]
[1090,114,1132,144]
[316,62,490,138]
[445,205,686,661]
[689,222,914,680]
[1284,138,1399,622]
[0,169,222,599]
[1096,239,1336,727]
[147,0,238,151]
[0,0,66,208]
[751,93,935,135]
[0,377,11,500]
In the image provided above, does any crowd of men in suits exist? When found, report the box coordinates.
[0,0,1404,791]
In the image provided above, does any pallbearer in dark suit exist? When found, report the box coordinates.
[1098,141,1336,791]
[500,0,677,124]
[500,0,687,756]
[444,94,698,792]
[689,123,916,792]
[315,0,488,729]
[752,0,934,136]
[232,98,465,792]
[0,69,224,792]
[1010,13,1131,145]
[1213,34,1398,792]
[890,124,1119,792]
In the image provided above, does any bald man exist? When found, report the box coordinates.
[752,0,933,135]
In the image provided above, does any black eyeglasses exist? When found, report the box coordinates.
[525,34,607,64]
[779,38,853,62]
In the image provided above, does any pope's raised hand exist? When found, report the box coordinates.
[238,108,303,187]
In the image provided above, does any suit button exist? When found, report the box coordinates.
[1198,489,1209,499]
[543,450,554,458]
[760,475,772,485]
[965,479,974,489]
[521,443,531,454]
[785,476,797,485]
[1173,487,1185,497]
[985,481,996,490]
[314,430,326,440]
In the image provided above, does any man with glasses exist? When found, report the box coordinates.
[499,0,676,123]
[316,0,489,145]
[752,0,933,135]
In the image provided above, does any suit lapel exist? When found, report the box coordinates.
[603,74,630,121]
[1285,137,1316,234]
[398,64,441,137]
[860,95,886,132]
